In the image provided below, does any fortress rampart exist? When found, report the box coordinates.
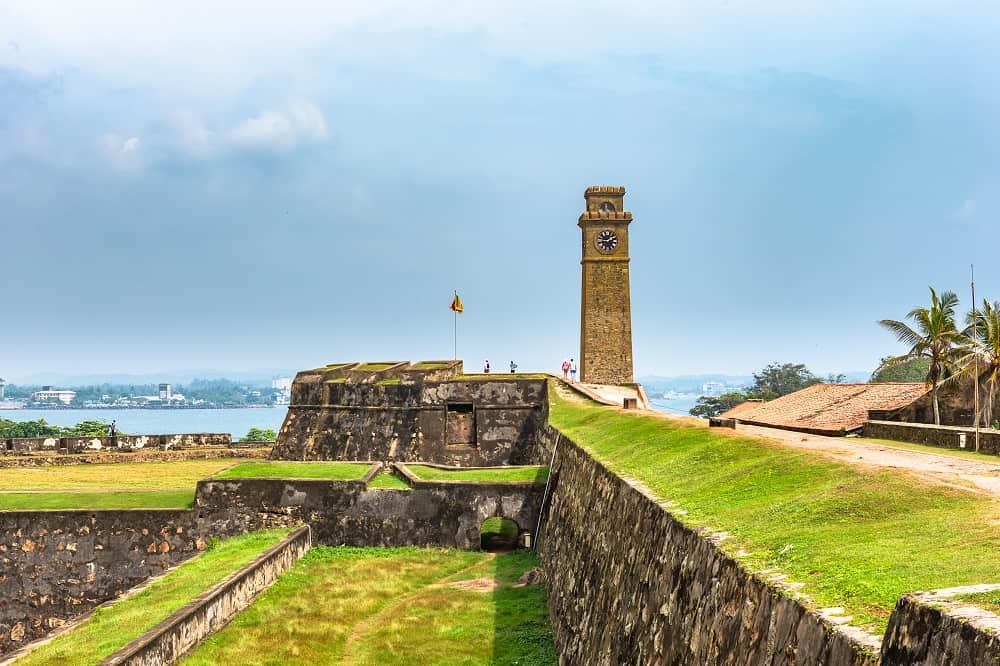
[271,361,549,466]
[534,423,1000,665]
[3,375,1000,663]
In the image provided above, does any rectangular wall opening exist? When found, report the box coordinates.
[446,403,476,447]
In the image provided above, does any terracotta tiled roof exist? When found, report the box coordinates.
[723,383,929,435]
[720,400,767,418]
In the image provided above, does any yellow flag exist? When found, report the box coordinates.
[450,292,464,314]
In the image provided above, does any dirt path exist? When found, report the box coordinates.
[739,423,1000,498]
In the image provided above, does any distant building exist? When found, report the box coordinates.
[272,377,292,404]
[0,378,5,400]
[159,383,172,401]
[32,387,76,405]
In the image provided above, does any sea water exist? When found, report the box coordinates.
[3,407,288,437]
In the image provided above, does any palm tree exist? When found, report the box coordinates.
[952,300,1000,428]
[879,287,961,425]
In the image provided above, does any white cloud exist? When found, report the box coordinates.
[1,0,989,93]
[956,198,977,219]
[229,102,328,153]
[102,133,143,170]
[98,101,329,169]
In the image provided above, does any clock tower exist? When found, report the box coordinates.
[579,185,634,385]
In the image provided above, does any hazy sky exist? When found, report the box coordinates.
[2,1,998,381]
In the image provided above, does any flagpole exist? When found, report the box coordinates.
[973,264,980,452]
[453,290,458,361]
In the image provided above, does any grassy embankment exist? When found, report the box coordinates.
[549,389,1000,632]
[0,459,236,510]
[16,528,293,666]
[182,546,556,666]
[405,464,549,483]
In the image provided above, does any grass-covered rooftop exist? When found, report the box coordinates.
[548,387,1000,632]
[403,464,548,484]
[215,461,374,480]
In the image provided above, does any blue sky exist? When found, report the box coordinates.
[1,1,998,380]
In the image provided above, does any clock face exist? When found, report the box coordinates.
[595,229,619,253]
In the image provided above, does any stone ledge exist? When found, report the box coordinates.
[882,584,1000,665]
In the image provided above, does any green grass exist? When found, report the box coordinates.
[357,363,395,371]
[0,459,236,510]
[324,377,347,383]
[955,589,1000,614]
[377,378,401,385]
[17,529,293,666]
[181,546,556,665]
[405,464,548,483]
[412,362,451,369]
[0,459,235,492]
[0,490,195,510]
[549,389,1000,632]
[367,472,411,489]
[215,462,373,480]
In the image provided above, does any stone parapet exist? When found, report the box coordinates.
[863,420,1000,454]
[2,433,234,456]
[881,585,1000,664]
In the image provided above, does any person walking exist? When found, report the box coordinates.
[510,360,517,374]
[569,358,577,383]
[483,359,490,374]
[108,420,117,437]
[561,359,570,380]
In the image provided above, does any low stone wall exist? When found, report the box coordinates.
[0,447,269,469]
[103,526,311,666]
[536,425,879,665]
[195,473,545,550]
[863,420,1000,454]
[881,585,1000,664]
[2,434,234,456]
[0,509,211,654]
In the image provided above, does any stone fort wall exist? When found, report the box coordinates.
[0,509,214,654]
[194,468,546,550]
[272,362,549,466]
[534,423,1000,665]
[536,425,880,665]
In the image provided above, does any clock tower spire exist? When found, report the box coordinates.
[578,185,634,385]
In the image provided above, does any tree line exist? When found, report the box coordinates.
[878,286,1000,426]
[0,418,119,438]
[689,362,827,417]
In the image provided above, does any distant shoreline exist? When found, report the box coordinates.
[0,405,283,411]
